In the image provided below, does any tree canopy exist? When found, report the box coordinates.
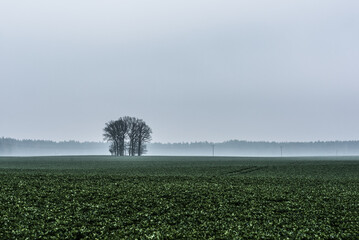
[103,117,152,156]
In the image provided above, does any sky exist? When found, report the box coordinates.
[1,0,359,143]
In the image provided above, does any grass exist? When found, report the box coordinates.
[0,156,358,239]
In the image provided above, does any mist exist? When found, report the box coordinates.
[2,138,359,157]
[1,0,359,143]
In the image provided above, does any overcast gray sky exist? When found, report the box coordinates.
[1,0,359,143]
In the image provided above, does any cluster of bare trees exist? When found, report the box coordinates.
[103,116,152,156]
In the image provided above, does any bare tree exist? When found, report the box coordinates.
[124,116,139,156]
[103,120,119,156]
[103,118,128,156]
[114,118,128,156]
[136,120,152,156]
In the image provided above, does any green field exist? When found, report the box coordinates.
[0,156,358,239]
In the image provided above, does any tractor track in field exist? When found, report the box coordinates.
[225,166,267,175]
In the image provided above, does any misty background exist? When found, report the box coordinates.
[1,0,359,144]
[2,138,359,157]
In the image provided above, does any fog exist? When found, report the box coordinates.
[2,138,359,157]
[1,0,359,143]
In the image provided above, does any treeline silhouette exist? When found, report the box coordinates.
[0,138,109,156]
[149,140,359,156]
[1,138,359,156]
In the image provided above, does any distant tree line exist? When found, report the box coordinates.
[103,116,152,156]
[0,137,108,156]
[148,140,359,156]
[2,137,359,156]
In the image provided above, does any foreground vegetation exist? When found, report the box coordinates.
[0,156,358,239]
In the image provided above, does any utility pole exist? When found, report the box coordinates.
[280,146,283,157]
[212,144,215,157]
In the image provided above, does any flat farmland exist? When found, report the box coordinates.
[0,156,358,239]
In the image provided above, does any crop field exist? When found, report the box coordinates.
[0,156,358,239]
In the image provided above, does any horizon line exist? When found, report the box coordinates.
[2,137,359,144]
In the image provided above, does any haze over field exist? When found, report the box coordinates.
[1,0,358,143]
